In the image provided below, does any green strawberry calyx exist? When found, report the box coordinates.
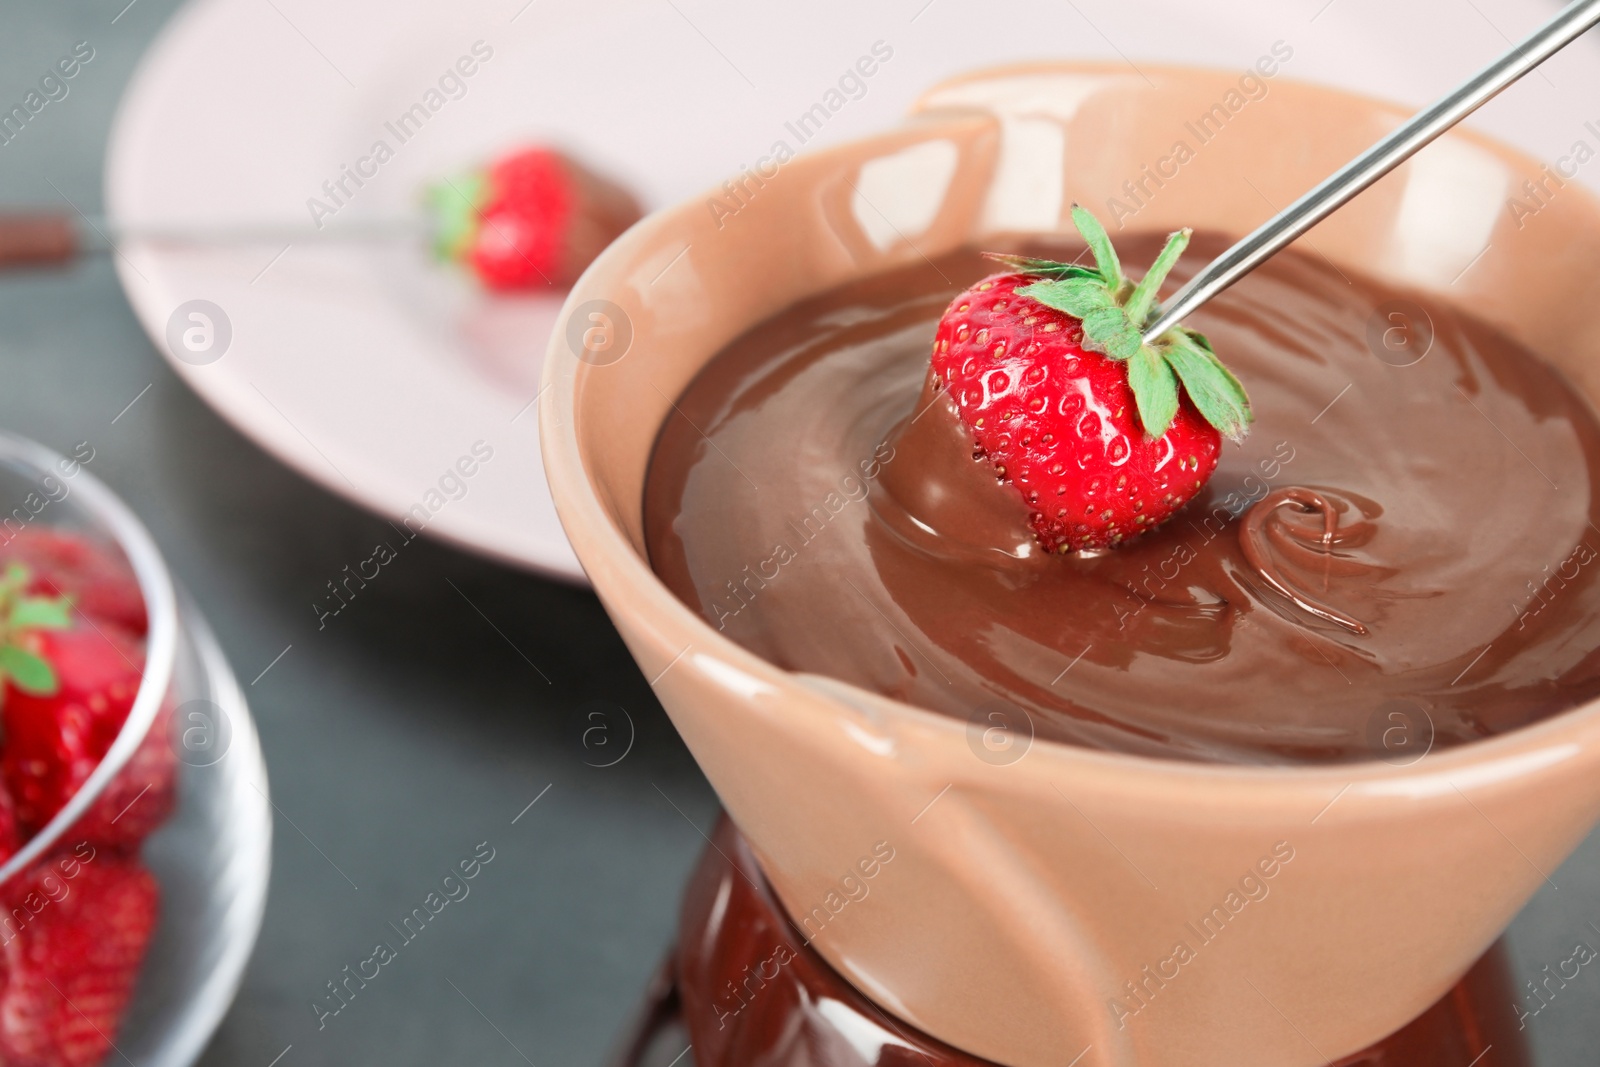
[985,204,1253,443]
[424,171,489,263]
[0,563,72,698]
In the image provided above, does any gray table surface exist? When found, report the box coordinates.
[2,2,1598,1065]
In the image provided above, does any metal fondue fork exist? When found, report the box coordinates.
[1142,0,1600,342]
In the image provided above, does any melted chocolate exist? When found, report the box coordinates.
[644,235,1600,763]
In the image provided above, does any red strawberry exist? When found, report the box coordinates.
[4,529,146,638]
[0,786,20,868]
[930,206,1251,552]
[429,146,642,291]
[0,565,173,848]
[79,700,175,848]
[0,852,158,1067]
[4,626,135,834]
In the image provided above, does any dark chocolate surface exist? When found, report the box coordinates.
[645,236,1600,763]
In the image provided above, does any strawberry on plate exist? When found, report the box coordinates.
[0,563,174,847]
[0,853,158,1067]
[929,205,1252,552]
[429,146,642,291]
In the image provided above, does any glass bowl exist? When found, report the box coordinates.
[0,432,270,1067]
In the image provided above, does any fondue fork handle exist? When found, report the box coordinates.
[1143,0,1600,342]
[0,211,429,270]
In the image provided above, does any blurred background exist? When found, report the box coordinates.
[5,0,1600,1064]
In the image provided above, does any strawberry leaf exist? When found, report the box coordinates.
[980,253,1101,282]
[1128,344,1180,438]
[426,172,489,262]
[1160,331,1253,441]
[0,561,73,707]
[0,564,26,601]
[9,597,71,630]
[0,644,57,696]
[1123,228,1192,327]
[1180,327,1247,396]
[1017,277,1115,318]
[1070,204,1124,293]
[1080,307,1143,361]
[1000,206,1252,443]
[1081,306,1126,338]
[1101,318,1145,361]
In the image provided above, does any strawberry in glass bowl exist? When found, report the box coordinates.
[0,434,269,1067]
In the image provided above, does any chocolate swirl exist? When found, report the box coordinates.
[1240,487,1376,635]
